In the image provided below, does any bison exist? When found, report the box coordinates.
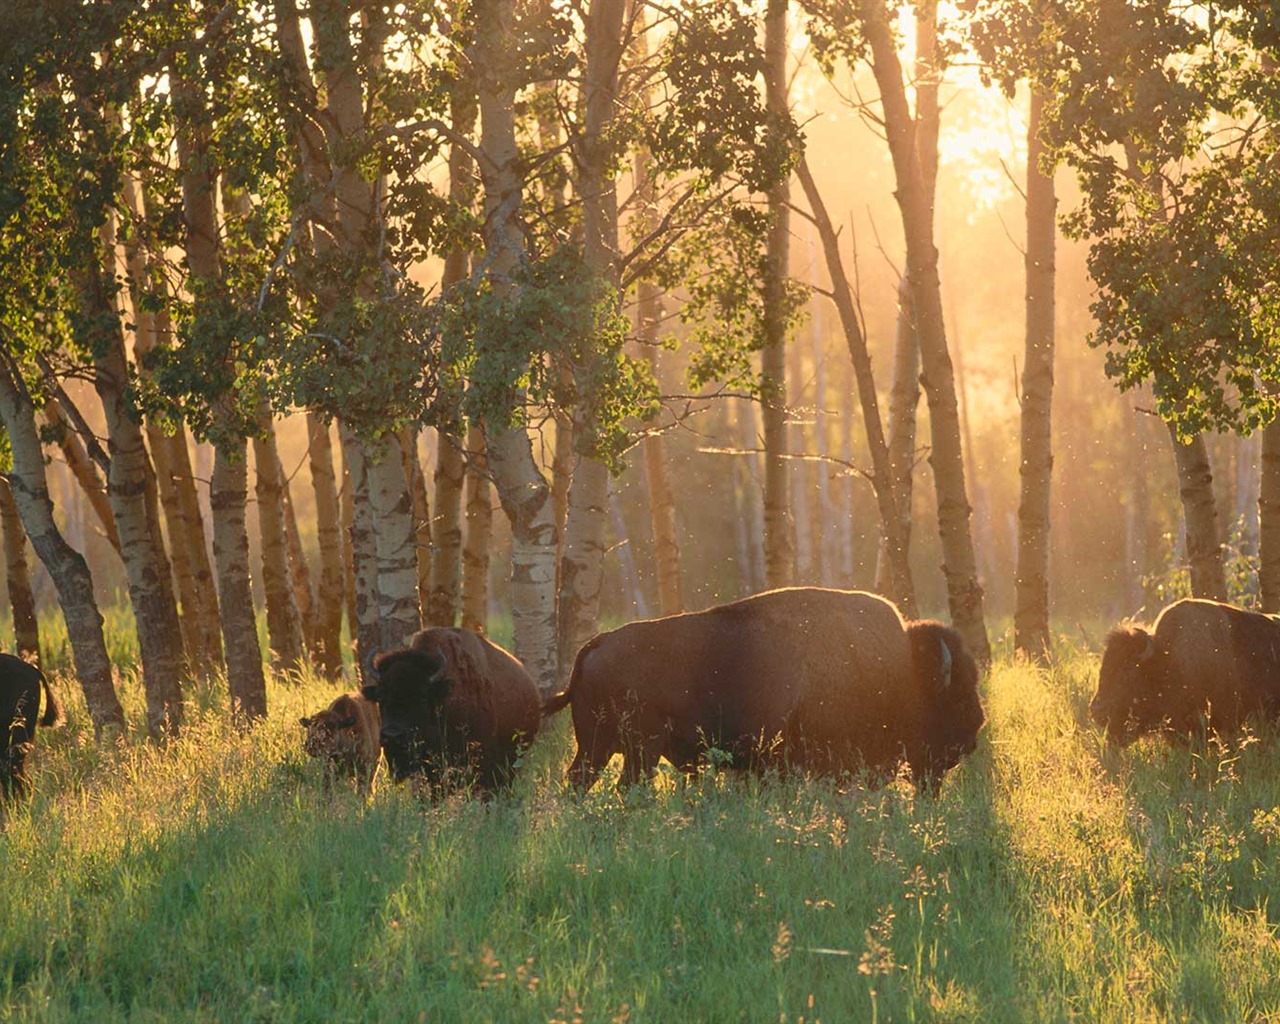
[2,653,63,803]
[360,627,542,795]
[543,587,984,794]
[1091,598,1280,745]
[300,692,382,796]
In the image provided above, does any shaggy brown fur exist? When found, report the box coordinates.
[300,692,381,795]
[1092,598,1280,744]
[544,587,983,794]
[362,627,542,794]
[1,653,63,804]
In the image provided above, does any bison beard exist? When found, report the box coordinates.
[361,627,542,796]
[544,587,984,794]
[1,653,63,804]
[1092,598,1280,745]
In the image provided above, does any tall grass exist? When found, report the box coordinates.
[4,632,1280,1022]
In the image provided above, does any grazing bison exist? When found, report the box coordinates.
[2,653,63,803]
[1091,598,1280,745]
[543,587,984,794]
[361,627,542,794]
[300,692,382,795]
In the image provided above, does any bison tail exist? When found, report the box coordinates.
[541,689,572,717]
[38,669,65,729]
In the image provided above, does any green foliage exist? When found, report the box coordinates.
[10,648,1280,1019]
[444,249,657,471]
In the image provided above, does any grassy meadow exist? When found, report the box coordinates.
[5,624,1280,1022]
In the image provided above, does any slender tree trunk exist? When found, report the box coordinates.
[123,172,223,675]
[863,2,990,662]
[609,483,649,619]
[811,304,832,586]
[1261,418,1280,612]
[0,479,40,665]
[341,445,358,651]
[876,279,921,594]
[428,59,476,631]
[307,412,345,678]
[734,398,767,594]
[474,0,560,691]
[1168,424,1228,601]
[796,155,916,614]
[82,249,185,735]
[1014,86,1057,660]
[281,482,318,662]
[40,402,119,556]
[637,280,683,615]
[761,0,794,589]
[430,434,465,627]
[253,412,305,673]
[789,338,813,582]
[0,357,123,733]
[173,56,266,721]
[339,427,385,671]
[875,3,938,597]
[558,0,627,677]
[400,428,433,622]
[210,437,267,721]
[461,425,493,633]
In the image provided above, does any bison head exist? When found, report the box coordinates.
[908,621,985,789]
[1091,625,1163,745]
[300,697,361,761]
[360,648,452,782]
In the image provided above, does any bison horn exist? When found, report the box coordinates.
[1137,632,1157,664]
[363,646,382,681]
[938,637,952,689]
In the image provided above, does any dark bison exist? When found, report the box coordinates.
[543,587,984,794]
[361,627,542,794]
[2,653,63,803]
[300,692,382,795]
[1091,598,1280,744]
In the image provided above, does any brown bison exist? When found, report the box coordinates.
[543,587,984,794]
[1091,598,1280,744]
[300,692,382,795]
[360,627,542,794]
[1,653,63,803]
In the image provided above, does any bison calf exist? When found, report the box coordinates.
[545,587,984,794]
[361,627,542,795]
[1092,598,1280,745]
[2,653,63,804]
[300,692,381,796]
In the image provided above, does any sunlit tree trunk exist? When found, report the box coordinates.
[82,230,185,736]
[875,1,938,598]
[789,338,813,582]
[281,481,317,662]
[474,0,559,691]
[761,0,794,589]
[630,14,683,615]
[341,445,357,650]
[1168,424,1228,602]
[307,412,344,678]
[0,478,40,665]
[0,357,123,734]
[174,62,266,722]
[1015,86,1057,659]
[400,428,432,622]
[796,154,915,614]
[427,72,476,630]
[40,402,120,556]
[733,398,767,594]
[253,411,304,673]
[340,426,385,669]
[461,425,493,633]
[1261,418,1280,612]
[123,172,223,675]
[863,1,990,662]
[558,0,627,677]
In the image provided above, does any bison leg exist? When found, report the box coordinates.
[567,745,611,793]
[617,742,658,790]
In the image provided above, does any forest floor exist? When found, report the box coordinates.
[4,629,1280,1023]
